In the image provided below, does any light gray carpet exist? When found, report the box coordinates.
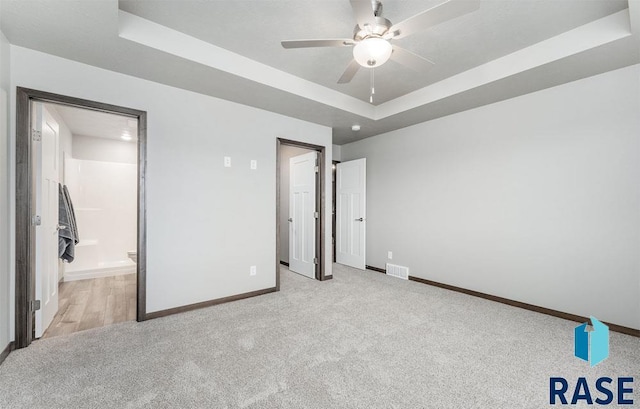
[1,264,638,408]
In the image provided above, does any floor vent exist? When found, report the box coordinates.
[386,263,409,280]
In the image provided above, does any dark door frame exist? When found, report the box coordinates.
[15,87,147,349]
[332,160,340,263]
[276,138,328,289]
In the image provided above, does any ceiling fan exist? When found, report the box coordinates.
[281,0,480,84]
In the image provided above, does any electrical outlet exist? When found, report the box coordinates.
[250,160,257,170]
[250,266,257,276]
[388,251,393,260]
[224,156,231,167]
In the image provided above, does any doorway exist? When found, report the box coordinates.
[40,102,139,338]
[15,88,147,349]
[276,138,327,287]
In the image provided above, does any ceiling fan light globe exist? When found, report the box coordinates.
[353,37,392,68]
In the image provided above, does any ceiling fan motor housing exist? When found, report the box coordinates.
[353,16,392,41]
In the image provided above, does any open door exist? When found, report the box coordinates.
[33,103,60,338]
[336,158,366,270]
[288,151,317,278]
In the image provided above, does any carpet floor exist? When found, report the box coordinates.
[0,264,638,408]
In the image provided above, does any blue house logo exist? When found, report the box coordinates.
[574,316,609,367]
[549,317,633,405]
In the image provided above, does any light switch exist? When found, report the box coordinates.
[250,160,257,170]
[250,266,257,276]
[224,156,231,167]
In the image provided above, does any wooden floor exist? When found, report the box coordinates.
[42,274,136,339]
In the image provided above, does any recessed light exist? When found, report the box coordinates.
[351,125,361,131]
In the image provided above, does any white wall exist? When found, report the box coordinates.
[279,145,312,264]
[0,9,11,351]
[8,46,332,339]
[72,134,136,164]
[342,64,640,330]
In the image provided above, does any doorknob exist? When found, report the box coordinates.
[288,218,293,222]
[355,217,364,222]
[56,224,67,231]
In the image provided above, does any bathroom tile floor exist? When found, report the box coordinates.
[42,273,137,339]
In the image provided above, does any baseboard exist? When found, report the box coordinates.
[365,265,386,274]
[279,260,289,267]
[365,265,639,337]
[0,342,14,366]
[409,275,639,337]
[321,275,333,281]
[145,287,278,320]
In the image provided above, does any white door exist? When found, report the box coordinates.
[336,158,366,270]
[288,151,317,279]
[33,103,60,338]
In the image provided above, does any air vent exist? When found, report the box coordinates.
[386,263,409,280]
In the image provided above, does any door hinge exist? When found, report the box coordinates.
[31,129,41,142]
[30,300,41,312]
[32,215,41,226]
[314,211,319,219]
[313,257,318,265]
[314,165,319,173]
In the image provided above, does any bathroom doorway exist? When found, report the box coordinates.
[15,88,147,348]
[40,102,138,338]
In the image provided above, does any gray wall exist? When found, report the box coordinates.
[72,134,137,164]
[8,46,333,340]
[332,144,341,162]
[341,64,640,330]
[0,11,10,352]
[279,145,312,264]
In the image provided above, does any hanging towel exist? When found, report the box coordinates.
[58,184,79,262]
[63,185,79,243]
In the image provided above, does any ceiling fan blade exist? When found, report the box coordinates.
[350,0,377,29]
[388,0,480,39]
[391,46,435,72]
[337,59,361,84]
[281,39,355,49]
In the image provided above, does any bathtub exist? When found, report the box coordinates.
[63,258,136,282]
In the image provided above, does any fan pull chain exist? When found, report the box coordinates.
[369,68,375,104]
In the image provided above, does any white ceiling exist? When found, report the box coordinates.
[47,103,138,142]
[2,0,639,144]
